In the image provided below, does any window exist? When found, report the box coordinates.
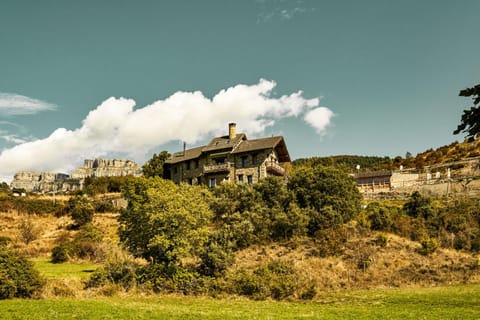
[238,174,244,183]
[186,161,191,170]
[194,160,199,169]
[209,178,216,188]
[173,167,178,174]
[241,156,248,168]
[247,175,253,184]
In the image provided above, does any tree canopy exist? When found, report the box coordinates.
[119,177,212,265]
[142,151,169,178]
[454,84,480,141]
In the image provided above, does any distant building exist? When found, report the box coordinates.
[165,123,290,186]
[356,170,420,192]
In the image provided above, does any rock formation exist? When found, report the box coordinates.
[11,158,143,193]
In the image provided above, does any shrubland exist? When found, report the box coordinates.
[0,164,480,301]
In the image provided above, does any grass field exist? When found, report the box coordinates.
[32,258,100,279]
[1,284,479,319]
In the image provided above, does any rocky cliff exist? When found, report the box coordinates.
[11,158,143,193]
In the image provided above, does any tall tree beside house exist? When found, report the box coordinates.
[142,151,169,178]
[287,166,362,235]
[454,84,480,141]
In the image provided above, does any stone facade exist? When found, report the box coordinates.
[11,158,142,193]
[165,123,290,186]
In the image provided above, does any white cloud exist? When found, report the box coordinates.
[0,93,57,115]
[0,79,333,181]
[304,107,334,135]
[256,0,312,23]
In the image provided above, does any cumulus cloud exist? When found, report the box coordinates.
[0,93,57,115]
[304,107,334,135]
[0,79,333,181]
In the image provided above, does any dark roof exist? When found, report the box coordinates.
[232,136,290,162]
[166,145,204,164]
[202,134,246,152]
[165,134,291,164]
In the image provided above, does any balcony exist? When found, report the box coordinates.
[266,162,285,176]
[203,162,232,174]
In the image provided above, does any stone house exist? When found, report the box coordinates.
[165,123,291,187]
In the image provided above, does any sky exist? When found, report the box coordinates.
[0,0,479,183]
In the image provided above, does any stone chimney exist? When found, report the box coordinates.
[228,123,236,140]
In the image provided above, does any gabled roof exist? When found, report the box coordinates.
[232,136,290,162]
[165,133,291,164]
[166,145,204,164]
[202,133,246,152]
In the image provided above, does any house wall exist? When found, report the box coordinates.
[168,148,285,186]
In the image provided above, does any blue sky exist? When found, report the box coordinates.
[0,0,479,182]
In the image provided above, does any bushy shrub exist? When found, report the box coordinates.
[417,238,438,256]
[68,196,95,227]
[199,239,234,277]
[51,224,104,263]
[51,243,73,263]
[313,226,348,257]
[0,248,44,299]
[93,200,116,213]
[137,263,204,295]
[86,259,138,290]
[229,260,299,300]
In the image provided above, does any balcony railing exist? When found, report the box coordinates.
[266,162,285,176]
[203,162,232,174]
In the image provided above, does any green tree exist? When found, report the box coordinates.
[403,191,435,219]
[287,166,362,235]
[0,248,44,299]
[67,196,95,226]
[142,151,169,178]
[119,177,212,265]
[0,182,9,194]
[454,84,480,141]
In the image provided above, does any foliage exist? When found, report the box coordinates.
[18,217,41,245]
[67,196,95,227]
[403,191,436,219]
[288,166,362,235]
[51,224,104,263]
[293,155,394,172]
[0,248,44,299]
[209,179,308,249]
[417,238,438,256]
[228,260,299,300]
[142,151,169,178]
[0,182,9,194]
[84,176,127,196]
[454,84,480,141]
[198,237,234,277]
[119,177,212,265]
[0,196,65,216]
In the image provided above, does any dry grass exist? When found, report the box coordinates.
[0,210,119,258]
[2,207,479,295]
[231,232,480,291]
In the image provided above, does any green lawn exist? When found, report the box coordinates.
[1,285,479,319]
[32,258,99,279]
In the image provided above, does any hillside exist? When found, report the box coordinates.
[1,208,479,298]
[293,138,480,172]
